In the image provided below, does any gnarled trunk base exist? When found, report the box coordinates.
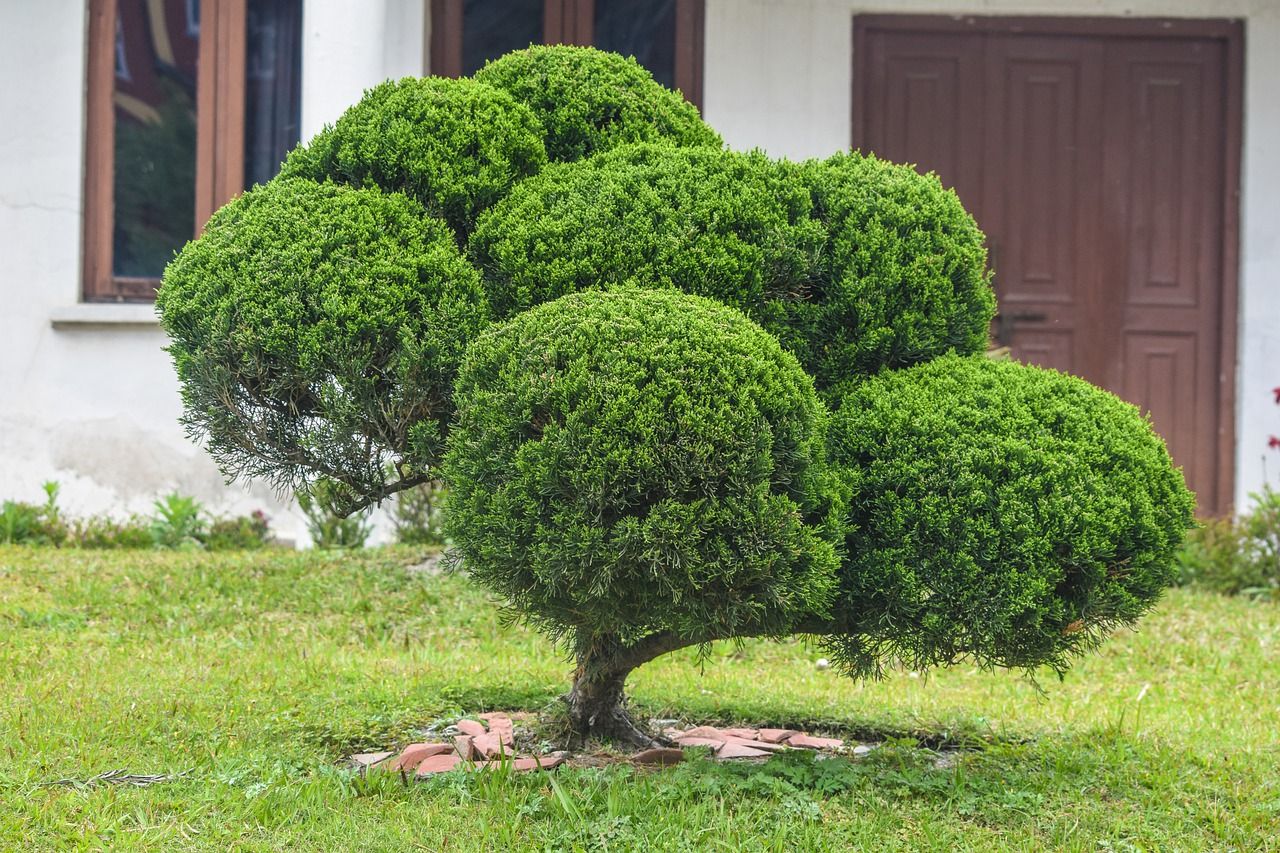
[563,666,663,749]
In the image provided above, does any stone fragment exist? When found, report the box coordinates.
[485,715,515,746]
[723,735,788,753]
[453,735,476,761]
[785,734,844,750]
[414,752,463,776]
[473,732,510,759]
[476,755,565,772]
[632,748,685,766]
[389,743,454,772]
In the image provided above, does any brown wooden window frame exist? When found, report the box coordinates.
[83,0,249,302]
[429,0,705,108]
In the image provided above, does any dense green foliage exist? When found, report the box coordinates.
[469,144,823,326]
[157,179,488,511]
[474,45,721,162]
[824,356,1194,676]
[470,145,993,389]
[279,77,546,239]
[797,152,995,389]
[445,288,839,646]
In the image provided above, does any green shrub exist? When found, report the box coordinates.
[205,510,274,551]
[824,355,1194,676]
[69,516,153,550]
[794,152,995,388]
[279,76,546,240]
[157,178,489,514]
[1176,488,1280,600]
[149,493,207,549]
[474,45,721,163]
[469,144,824,326]
[391,479,448,547]
[0,483,68,546]
[469,145,993,389]
[445,288,839,651]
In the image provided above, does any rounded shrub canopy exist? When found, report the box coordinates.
[157,179,488,509]
[799,152,995,389]
[278,76,546,239]
[445,288,840,646]
[824,355,1194,677]
[471,144,995,390]
[473,45,722,162]
[469,143,824,324]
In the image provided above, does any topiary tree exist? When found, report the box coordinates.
[159,45,1193,745]
[445,288,841,742]
[474,45,722,162]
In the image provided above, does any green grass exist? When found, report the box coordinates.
[0,546,1276,851]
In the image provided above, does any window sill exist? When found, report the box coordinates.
[50,303,161,329]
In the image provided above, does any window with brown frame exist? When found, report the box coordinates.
[429,0,704,107]
[83,0,302,301]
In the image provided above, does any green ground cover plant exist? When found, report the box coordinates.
[157,45,1192,744]
[0,547,1275,850]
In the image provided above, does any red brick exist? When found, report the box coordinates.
[455,719,487,738]
[758,728,799,743]
[473,732,511,759]
[414,753,463,777]
[486,716,515,746]
[389,743,454,772]
[632,748,685,766]
[786,734,844,750]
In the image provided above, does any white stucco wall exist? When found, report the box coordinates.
[703,0,1280,508]
[0,1,424,544]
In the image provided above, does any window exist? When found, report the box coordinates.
[429,0,704,107]
[83,0,302,301]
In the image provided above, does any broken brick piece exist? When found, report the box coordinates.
[414,753,463,776]
[389,743,454,772]
[485,716,515,746]
[758,729,800,743]
[675,736,724,751]
[455,719,488,738]
[453,735,476,761]
[723,735,788,753]
[680,726,726,740]
[351,751,394,768]
[472,732,510,759]
[715,742,772,760]
[786,734,844,750]
[721,728,760,740]
[632,748,685,766]
[475,755,564,772]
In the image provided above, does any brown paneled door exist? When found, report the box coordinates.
[853,16,1242,514]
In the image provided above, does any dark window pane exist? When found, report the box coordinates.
[463,0,542,76]
[111,0,198,278]
[244,0,302,186]
[593,0,676,89]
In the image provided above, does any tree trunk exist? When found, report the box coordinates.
[563,662,661,748]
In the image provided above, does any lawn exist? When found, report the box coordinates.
[0,546,1276,851]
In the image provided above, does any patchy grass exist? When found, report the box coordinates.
[0,546,1276,850]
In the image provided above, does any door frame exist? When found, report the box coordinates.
[852,14,1244,513]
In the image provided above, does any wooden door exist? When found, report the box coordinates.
[853,16,1241,514]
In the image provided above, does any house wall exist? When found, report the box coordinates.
[0,0,423,543]
[703,0,1280,509]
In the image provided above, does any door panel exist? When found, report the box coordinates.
[854,19,1233,513]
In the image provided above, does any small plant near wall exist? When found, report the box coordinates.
[157,45,1194,744]
[390,479,447,547]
